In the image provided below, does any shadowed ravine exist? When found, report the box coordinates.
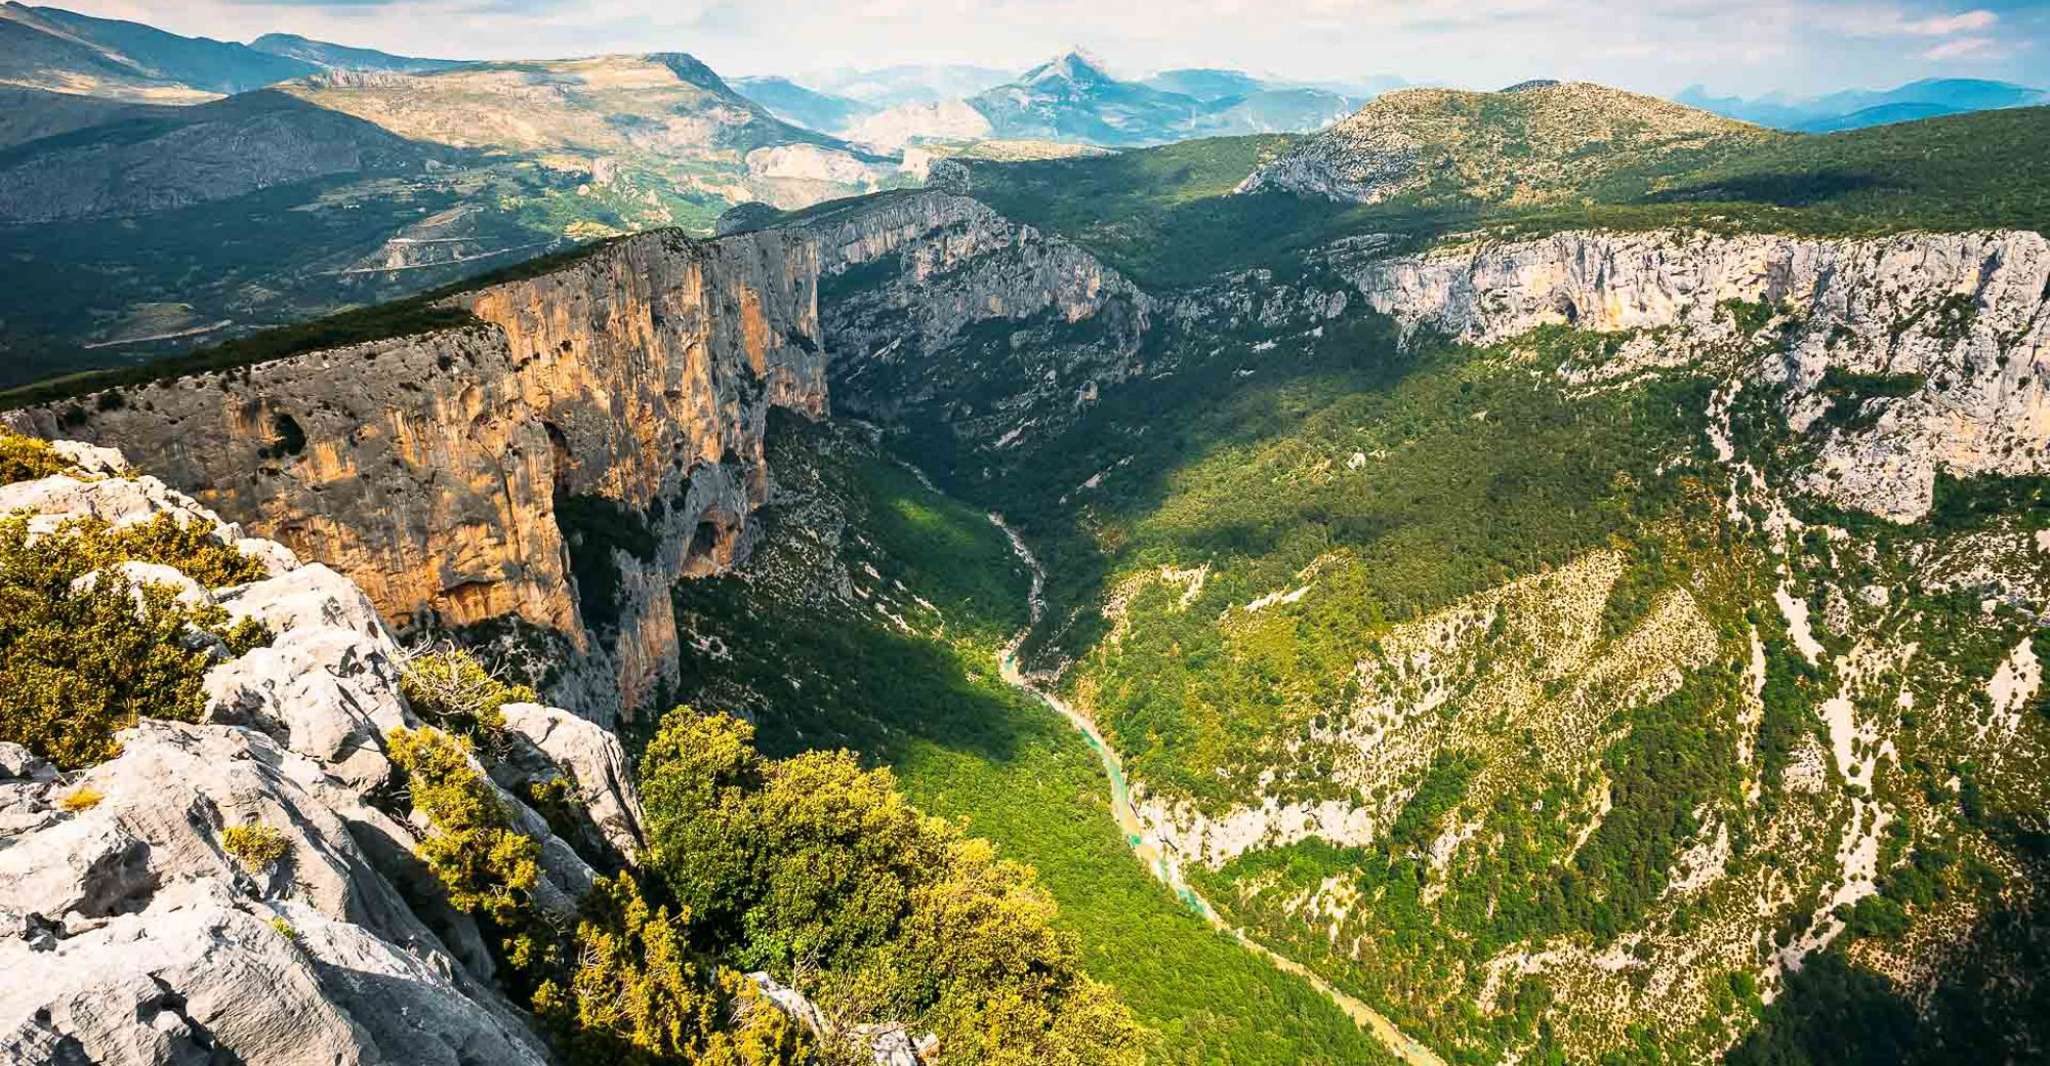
[983,509,1448,1066]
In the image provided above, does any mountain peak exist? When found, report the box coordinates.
[1025,47,1113,85]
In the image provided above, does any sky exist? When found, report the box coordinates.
[50,0,2050,97]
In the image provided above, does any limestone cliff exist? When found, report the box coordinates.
[1343,228,2050,520]
[9,228,827,720]
[760,190,1152,476]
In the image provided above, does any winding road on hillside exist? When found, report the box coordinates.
[984,511,1447,1066]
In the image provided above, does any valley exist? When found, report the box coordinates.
[990,507,1446,1066]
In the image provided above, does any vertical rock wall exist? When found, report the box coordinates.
[7,228,827,720]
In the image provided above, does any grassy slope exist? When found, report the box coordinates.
[958,104,2050,288]
[1057,328,1713,803]
[661,414,1394,1066]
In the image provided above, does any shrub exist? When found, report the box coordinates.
[90,514,271,587]
[524,775,586,843]
[383,723,574,979]
[399,647,537,743]
[58,786,104,811]
[221,824,290,872]
[534,872,810,1066]
[0,514,272,768]
[268,917,299,940]
[386,726,541,929]
[0,429,72,484]
[386,722,810,1064]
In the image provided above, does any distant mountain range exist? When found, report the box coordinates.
[9,0,2042,392]
[733,75,882,135]
[0,1,450,100]
[0,6,906,384]
[737,49,1379,150]
[1676,78,2045,132]
[801,63,1018,108]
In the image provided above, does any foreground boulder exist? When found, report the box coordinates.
[0,457,638,1065]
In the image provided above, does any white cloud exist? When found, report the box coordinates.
[1922,34,1996,58]
[1832,4,1999,37]
[1899,8,1997,35]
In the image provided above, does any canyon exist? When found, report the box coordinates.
[6,90,2050,1063]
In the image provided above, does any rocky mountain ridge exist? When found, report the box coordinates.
[1239,81,1772,204]
[783,184,2050,536]
[8,226,828,721]
[0,3,453,102]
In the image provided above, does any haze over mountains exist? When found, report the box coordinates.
[1679,77,2048,132]
[738,50,1377,150]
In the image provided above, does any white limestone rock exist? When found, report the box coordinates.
[0,812,152,931]
[0,879,550,1066]
[233,537,303,578]
[202,624,411,789]
[500,702,647,861]
[0,474,240,543]
[71,561,215,609]
[48,439,130,477]
[0,743,57,784]
[214,564,398,649]
[0,719,550,1064]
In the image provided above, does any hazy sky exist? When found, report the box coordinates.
[56,0,2050,97]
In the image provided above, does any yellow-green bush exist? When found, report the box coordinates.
[535,872,810,1066]
[524,774,586,844]
[88,513,271,587]
[399,648,537,742]
[388,725,805,1065]
[0,429,73,484]
[221,824,290,872]
[386,725,541,929]
[58,786,105,811]
[0,514,271,768]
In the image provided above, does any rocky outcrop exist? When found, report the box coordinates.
[0,463,635,1065]
[9,227,827,720]
[495,702,646,863]
[1342,228,2050,520]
